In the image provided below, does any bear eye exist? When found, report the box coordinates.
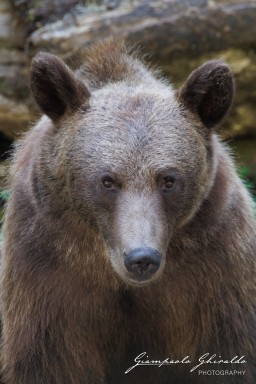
[164,176,175,190]
[102,177,115,189]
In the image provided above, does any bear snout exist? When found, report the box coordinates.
[123,247,161,281]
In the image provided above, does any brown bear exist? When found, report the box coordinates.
[0,39,255,384]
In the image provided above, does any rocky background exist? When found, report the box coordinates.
[0,0,256,197]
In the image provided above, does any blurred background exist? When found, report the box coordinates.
[0,0,256,218]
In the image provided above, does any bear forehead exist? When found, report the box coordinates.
[71,91,207,175]
[78,87,202,142]
[88,85,179,121]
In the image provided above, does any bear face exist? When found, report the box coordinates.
[65,92,211,285]
[30,50,234,286]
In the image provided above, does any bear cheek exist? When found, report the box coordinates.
[170,156,212,228]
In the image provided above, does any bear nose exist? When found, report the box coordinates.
[124,247,161,279]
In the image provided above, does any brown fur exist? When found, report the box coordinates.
[1,39,255,384]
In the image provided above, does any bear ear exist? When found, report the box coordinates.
[177,60,234,128]
[30,52,90,121]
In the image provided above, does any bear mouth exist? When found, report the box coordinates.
[124,266,163,286]
[126,277,156,286]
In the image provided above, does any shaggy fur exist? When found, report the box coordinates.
[1,39,255,384]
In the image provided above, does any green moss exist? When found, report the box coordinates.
[238,166,256,203]
[0,190,11,203]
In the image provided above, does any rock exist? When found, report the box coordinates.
[10,0,90,42]
[28,0,256,59]
[0,49,28,98]
[0,48,34,138]
[0,94,33,138]
[0,0,13,46]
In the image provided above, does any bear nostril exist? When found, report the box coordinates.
[124,247,161,279]
[133,260,156,275]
